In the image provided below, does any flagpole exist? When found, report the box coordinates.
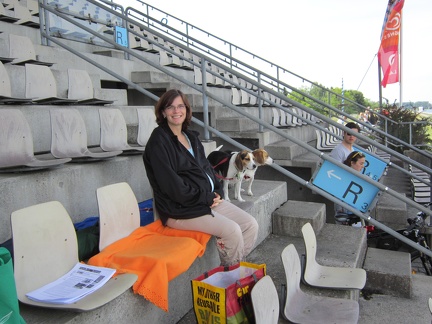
[399,9,403,107]
[378,61,383,109]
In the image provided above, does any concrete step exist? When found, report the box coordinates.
[215,116,258,132]
[273,200,326,237]
[18,179,287,324]
[363,247,412,298]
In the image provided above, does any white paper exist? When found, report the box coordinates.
[26,263,116,304]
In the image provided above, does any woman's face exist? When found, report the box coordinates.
[163,95,186,128]
[351,157,365,172]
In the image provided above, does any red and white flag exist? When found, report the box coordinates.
[378,0,405,88]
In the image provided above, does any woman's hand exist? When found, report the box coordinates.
[210,192,223,208]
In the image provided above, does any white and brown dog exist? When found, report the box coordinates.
[242,148,274,197]
[207,149,256,202]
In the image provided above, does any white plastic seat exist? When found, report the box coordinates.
[136,108,157,147]
[11,2,39,28]
[25,64,77,104]
[251,275,279,324]
[99,108,145,154]
[11,201,137,311]
[429,297,432,314]
[97,182,141,251]
[0,61,33,104]
[67,69,113,105]
[231,87,242,106]
[0,3,19,23]
[0,109,71,172]
[279,109,288,127]
[271,107,280,126]
[9,34,53,66]
[281,244,359,323]
[301,222,367,289]
[50,108,122,160]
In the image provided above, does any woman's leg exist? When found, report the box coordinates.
[212,200,258,257]
[166,201,258,266]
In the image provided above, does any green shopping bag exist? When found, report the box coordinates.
[0,247,26,324]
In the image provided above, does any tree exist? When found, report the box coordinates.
[383,104,431,152]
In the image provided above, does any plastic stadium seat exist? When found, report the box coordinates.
[99,108,145,154]
[136,108,157,147]
[67,68,113,105]
[0,109,71,172]
[251,275,279,324]
[50,108,122,160]
[0,61,33,104]
[301,222,367,290]
[281,244,359,323]
[25,64,77,104]
[9,34,53,66]
[96,182,141,251]
[11,201,137,311]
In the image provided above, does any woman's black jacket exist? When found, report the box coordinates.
[143,122,223,225]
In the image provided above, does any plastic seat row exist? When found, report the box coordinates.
[128,23,195,70]
[315,126,341,151]
[409,164,431,204]
[10,181,150,312]
[0,0,39,28]
[0,107,157,172]
[271,107,317,128]
[0,61,113,105]
[250,222,365,323]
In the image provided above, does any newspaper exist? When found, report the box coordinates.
[26,263,116,304]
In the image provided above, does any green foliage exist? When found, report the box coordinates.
[383,104,432,152]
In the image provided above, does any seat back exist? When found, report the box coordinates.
[9,34,37,62]
[301,222,320,275]
[280,244,303,307]
[0,61,12,97]
[67,68,94,100]
[99,108,129,151]
[0,109,35,167]
[251,275,279,324]
[25,64,57,99]
[11,201,79,302]
[50,108,88,158]
[137,108,157,146]
[429,297,432,314]
[97,182,141,251]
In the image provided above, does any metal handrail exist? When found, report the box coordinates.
[121,1,430,162]
[37,0,432,258]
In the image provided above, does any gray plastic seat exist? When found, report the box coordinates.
[11,201,137,311]
[9,34,53,66]
[0,109,71,172]
[136,108,157,147]
[251,275,279,324]
[0,61,33,104]
[67,69,113,105]
[50,108,122,161]
[281,244,359,324]
[25,64,77,104]
[301,222,367,290]
[99,108,145,154]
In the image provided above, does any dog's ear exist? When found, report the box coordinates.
[253,149,264,165]
[235,151,247,170]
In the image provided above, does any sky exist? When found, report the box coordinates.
[125,0,432,105]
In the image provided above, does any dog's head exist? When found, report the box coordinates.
[252,149,274,166]
[235,150,256,171]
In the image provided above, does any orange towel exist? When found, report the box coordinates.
[87,220,211,311]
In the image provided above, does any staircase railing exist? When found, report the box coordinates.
[37,0,432,257]
[122,0,430,161]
